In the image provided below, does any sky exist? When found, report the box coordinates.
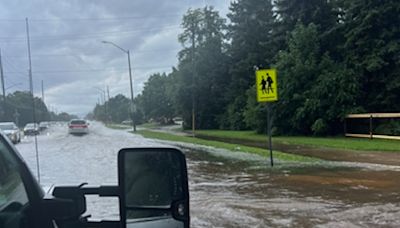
[0,0,231,117]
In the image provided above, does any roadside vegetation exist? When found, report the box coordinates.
[91,1,400,138]
[135,130,320,162]
[106,124,132,130]
[0,91,77,127]
[195,130,400,152]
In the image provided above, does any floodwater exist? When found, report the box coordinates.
[16,123,400,227]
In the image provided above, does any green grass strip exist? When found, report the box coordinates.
[135,130,319,162]
[195,130,400,152]
[107,124,132,130]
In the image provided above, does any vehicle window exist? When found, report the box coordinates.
[0,138,29,223]
[70,120,86,125]
[0,125,14,131]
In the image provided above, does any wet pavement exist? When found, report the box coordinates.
[16,122,400,227]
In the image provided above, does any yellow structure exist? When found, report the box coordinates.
[256,69,278,102]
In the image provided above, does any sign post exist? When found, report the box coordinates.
[255,69,278,167]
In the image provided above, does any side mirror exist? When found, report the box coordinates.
[118,148,189,228]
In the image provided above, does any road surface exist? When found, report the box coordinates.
[16,122,400,227]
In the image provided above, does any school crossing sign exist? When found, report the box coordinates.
[256,69,278,102]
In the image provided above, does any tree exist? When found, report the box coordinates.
[4,91,50,126]
[342,0,400,112]
[176,7,229,129]
[222,0,276,130]
[93,94,131,123]
[273,23,360,135]
[140,73,175,123]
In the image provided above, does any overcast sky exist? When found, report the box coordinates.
[0,0,231,117]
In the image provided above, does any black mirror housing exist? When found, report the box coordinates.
[118,147,190,228]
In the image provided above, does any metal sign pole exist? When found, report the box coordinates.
[256,68,277,167]
[267,104,273,167]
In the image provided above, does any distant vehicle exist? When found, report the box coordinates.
[24,123,40,135]
[121,119,133,125]
[39,121,49,131]
[0,122,21,144]
[68,119,89,134]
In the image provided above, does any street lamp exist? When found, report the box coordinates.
[102,40,136,131]
[93,87,109,124]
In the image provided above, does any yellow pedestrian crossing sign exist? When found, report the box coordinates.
[256,69,278,102]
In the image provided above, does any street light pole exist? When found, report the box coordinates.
[102,40,136,131]
[127,50,136,132]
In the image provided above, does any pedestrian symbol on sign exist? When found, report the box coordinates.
[256,69,278,102]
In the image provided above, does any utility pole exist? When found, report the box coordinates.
[13,109,20,126]
[127,50,136,132]
[26,18,40,183]
[101,41,136,131]
[0,49,6,118]
[0,49,5,102]
[191,19,196,137]
[107,85,111,123]
[41,80,44,103]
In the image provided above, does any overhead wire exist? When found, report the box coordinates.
[0,14,182,23]
[4,65,173,74]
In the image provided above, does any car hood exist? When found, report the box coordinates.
[3,129,17,134]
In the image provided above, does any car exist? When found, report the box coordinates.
[68,119,89,134]
[121,119,133,125]
[0,130,189,228]
[0,122,21,144]
[39,121,49,131]
[24,123,40,135]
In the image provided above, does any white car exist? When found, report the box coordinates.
[0,122,21,144]
[24,123,40,135]
[68,119,89,134]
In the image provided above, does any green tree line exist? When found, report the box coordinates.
[0,91,77,127]
[99,0,400,135]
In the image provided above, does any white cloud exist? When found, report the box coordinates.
[0,0,231,115]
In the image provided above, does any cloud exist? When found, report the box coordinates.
[0,0,231,116]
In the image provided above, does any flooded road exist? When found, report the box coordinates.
[16,123,400,227]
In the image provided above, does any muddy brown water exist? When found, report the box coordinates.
[16,124,400,227]
[186,148,400,227]
[195,134,400,166]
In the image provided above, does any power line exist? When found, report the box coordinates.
[0,25,181,42]
[4,65,173,74]
[0,14,182,23]
[2,58,29,82]
[3,48,180,58]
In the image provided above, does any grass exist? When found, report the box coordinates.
[106,124,132,130]
[137,122,160,129]
[135,130,320,162]
[195,130,400,152]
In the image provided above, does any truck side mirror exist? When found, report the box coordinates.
[118,148,189,228]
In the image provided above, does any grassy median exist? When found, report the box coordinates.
[195,130,400,152]
[135,130,320,162]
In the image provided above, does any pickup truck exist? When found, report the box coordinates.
[0,131,190,228]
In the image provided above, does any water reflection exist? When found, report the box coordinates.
[185,148,400,227]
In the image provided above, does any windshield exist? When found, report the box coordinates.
[70,120,86,125]
[0,1,399,227]
[0,124,14,130]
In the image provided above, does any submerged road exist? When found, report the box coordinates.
[16,122,400,227]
